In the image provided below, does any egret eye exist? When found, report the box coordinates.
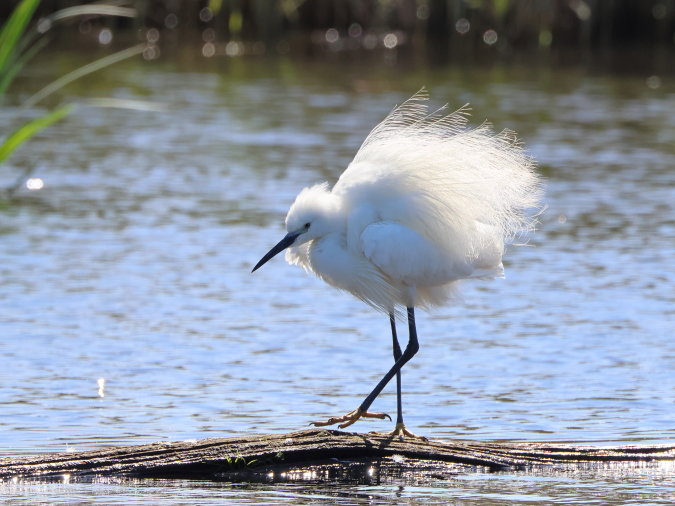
[304,222,311,229]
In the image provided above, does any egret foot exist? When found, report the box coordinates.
[311,408,391,429]
[374,422,428,441]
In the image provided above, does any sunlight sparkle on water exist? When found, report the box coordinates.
[97,378,106,398]
[25,177,44,190]
[98,28,113,45]
[383,33,399,49]
[325,28,339,44]
[456,18,470,34]
[483,29,498,45]
[202,42,216,57]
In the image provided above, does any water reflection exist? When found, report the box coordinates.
[4,465,675,505]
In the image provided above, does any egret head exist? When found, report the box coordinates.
[252,183,339,272]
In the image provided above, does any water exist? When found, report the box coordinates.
[1,44,674,502]
[3,467,675,505]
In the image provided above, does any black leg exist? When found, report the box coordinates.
[359,307,419,414]
[389,312,403,425]
[311,307,425,437]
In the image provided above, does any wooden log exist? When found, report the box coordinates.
[2,429,674,484]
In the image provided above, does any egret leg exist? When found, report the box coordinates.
[360,307,418,414]
[390,311,403,425]
[380,309,425,440]
[312,307,425,440]
[384,312,425,440]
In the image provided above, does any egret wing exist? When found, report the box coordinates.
[360,221,473,287]
[333,89,542,266]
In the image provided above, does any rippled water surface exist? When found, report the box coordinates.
[1,45,674,503]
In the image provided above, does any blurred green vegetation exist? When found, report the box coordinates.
[3,0,673,56]
[0,0,145,199]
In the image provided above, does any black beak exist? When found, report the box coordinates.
[252,231,300,272]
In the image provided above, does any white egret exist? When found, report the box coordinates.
[252,89,542,439]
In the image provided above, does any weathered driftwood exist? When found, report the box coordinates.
[2,429,674,484]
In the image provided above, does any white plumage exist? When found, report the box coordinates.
[252,89,542,436]
[281,89,541,314]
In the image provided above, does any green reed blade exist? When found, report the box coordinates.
[0,103,73,163]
